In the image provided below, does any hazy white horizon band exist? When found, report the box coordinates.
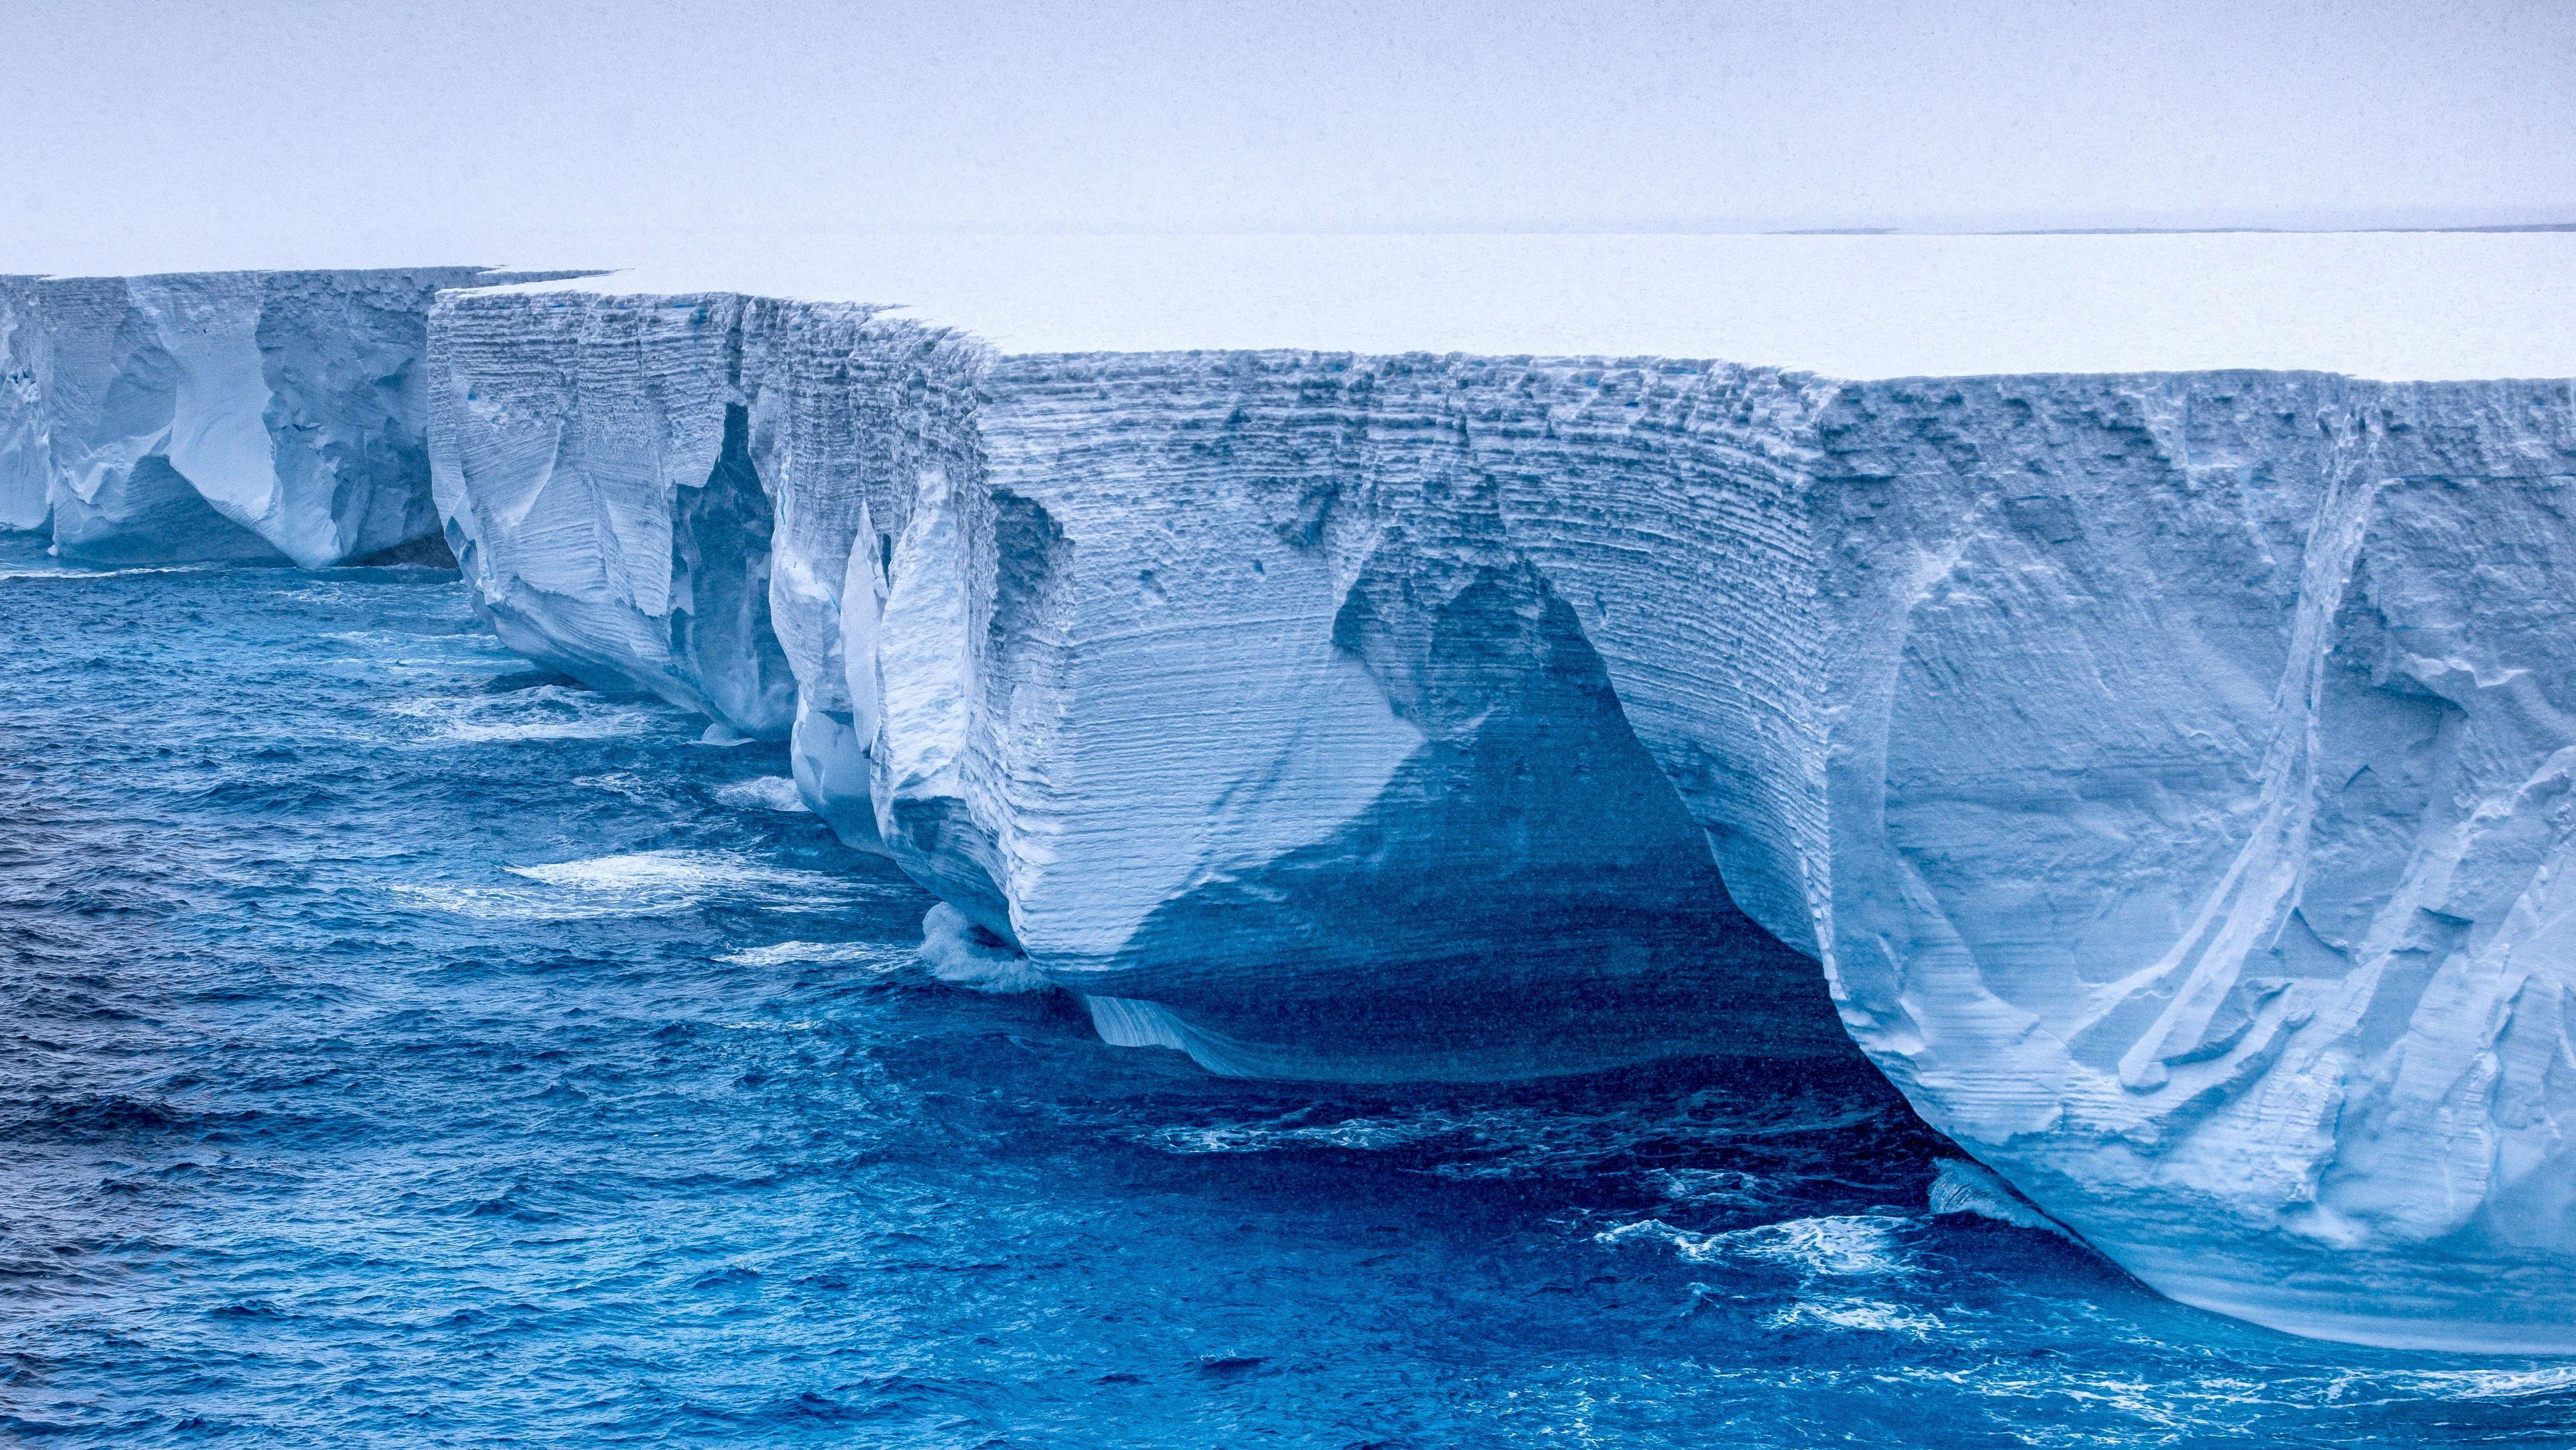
[2,0,2568,272]
[415,232,2576,382]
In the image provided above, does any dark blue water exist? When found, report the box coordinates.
[2,535,2569,1448]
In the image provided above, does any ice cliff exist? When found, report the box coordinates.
[427,261,2576,1355]
[0,268,573,566]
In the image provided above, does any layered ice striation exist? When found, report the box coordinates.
[6,268,574,566]
[421,255,2576,1353]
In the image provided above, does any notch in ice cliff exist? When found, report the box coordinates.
[426,235,2576,1354]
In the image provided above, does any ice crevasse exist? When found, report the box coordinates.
[0,267,575,566]
[425,239,2576,1354]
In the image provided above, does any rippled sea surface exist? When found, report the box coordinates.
[2,537,2570,1448]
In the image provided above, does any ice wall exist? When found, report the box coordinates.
[0,278,49,531]
[429,281,2576,1352]
[22,268,571,566]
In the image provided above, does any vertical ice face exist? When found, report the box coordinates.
[0,278,49,532]
[32,268,567,567]
[430,282,2576,1350]
[940,352,1845,1079]
[427,290,980,741]
[1802,375,2576,1352]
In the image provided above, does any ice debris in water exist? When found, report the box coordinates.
[916,903,1049,993]
[1927,1158,2076,1241]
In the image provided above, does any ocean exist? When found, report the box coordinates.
[1,534,2565,1447]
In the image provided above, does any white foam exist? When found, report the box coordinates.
[1593,1218,1692,1248]
[0,562,222,581]
[1761,1296,1944,1337]
[574,771,662,804]
[714,776,812,814]
[2396,1366,2576,1401]
[1150,1115,1458,1156]
[383,686,685,745]
[385,881,647,922]
[1600,1213,1906,1268]
[392,849,889,920]
[1669,1215,1918,1278]
[1647,1168,1774,1210]
[718,941,907,968]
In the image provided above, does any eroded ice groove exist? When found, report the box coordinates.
[428,275,2576,1352]
[8,267,578,565]
[428,290,981,743]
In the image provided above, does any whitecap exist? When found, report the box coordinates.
[1647,1167,1775,1210]
[382,687,685,745]
[391,849,895,920]
[0,562,222,581]
[575,771,663,804]
[718,941,908,968]
[1593,1218,1690,1247]
[1763,1296,1943,1336]
[2398,1366,2576,1401]
[714,776,811,813]
[1670,1215,1918,1278]
[1152,1116,1458,1156]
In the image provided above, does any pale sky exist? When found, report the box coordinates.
[1,0,2569,273]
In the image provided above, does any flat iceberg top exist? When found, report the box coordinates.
[467,232,2576,382]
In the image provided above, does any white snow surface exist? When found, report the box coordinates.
[474,232,2576,382]
[423,238,2576,1353]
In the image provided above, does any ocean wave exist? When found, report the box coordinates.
[1761,1295,1944,1337]
[381,687,686,745]
[2396,1365,2576,1401]
[1131,1084,1898,1189]
[714,776,812,814]
[575,771,665,804]
[719,941,911,969]
[390,849,890,920]
[0,562,225,581]
[1603,1213,1919,1279]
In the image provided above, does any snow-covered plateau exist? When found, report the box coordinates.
[0,268,572,565]
[20,233,2576,1353]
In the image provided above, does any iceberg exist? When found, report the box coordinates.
[421,232,2576,1352]
[12,267,576,565]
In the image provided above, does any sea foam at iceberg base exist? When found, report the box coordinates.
[421,235,2576,1353]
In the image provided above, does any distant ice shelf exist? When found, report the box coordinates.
[426,241,2576,1355]
[0,267,580,566]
